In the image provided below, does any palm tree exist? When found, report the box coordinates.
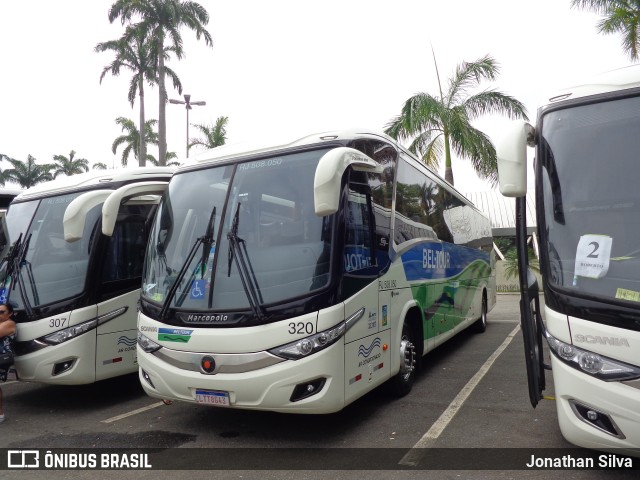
[51,150,90,178]
[112,117,160,166]
[572,1,640,60]
[96,25,183,166]
[1,154,54,188]
[385,54,528,186]
[188,116,228,153]
[108,0,213,166]
[146,150,181,167]
[92,162,109,170]
[96,26,156,167]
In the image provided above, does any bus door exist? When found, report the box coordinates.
[343,172,391,404]
[64,182,168,381]
[96,182,168,380]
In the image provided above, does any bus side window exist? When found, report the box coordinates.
[344,187,375,274]
[100,204,154,300]
[344,168,393,275]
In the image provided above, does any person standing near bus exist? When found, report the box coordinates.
[0,303,16,423]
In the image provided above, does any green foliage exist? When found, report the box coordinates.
[188,116,229,152]
[112,117,159,166]
[503,247,540,280]
[572,0,640,60]
[385,54,528,186]
[0,154,54,188]
[52,150,90,178]
[107,0,213,166]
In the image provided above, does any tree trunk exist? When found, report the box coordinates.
[443,131,454,185]
[158,36,167,167]
[138,78,146,168]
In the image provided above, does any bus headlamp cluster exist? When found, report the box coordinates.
[546,332,640,381]
[138,332,162,353]
[269,322,346,360]
[42,319,98,345]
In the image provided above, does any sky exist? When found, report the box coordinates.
[0,0,632,192]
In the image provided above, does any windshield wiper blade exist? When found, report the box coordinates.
[226,203,265,320]
[200,206,216,279]
[14,233,36,318]
[159,236,202,321]
[159,204,218,320]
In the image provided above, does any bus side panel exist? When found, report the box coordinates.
[344,330,391,406]
[95,290,140,381]
[343,280,389,405]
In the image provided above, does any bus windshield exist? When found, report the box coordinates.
[4,193,101,309]
[539,95,640,306]
[142,148,333,312]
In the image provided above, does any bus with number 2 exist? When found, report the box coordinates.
[135,129,495,413]
[496,65,640,454]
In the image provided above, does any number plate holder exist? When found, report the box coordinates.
[195,389,230,407]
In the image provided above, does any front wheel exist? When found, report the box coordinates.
[387,320,418,397]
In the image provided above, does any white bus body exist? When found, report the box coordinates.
[136,130,496,413]
[496,65,640,454]
[0,168,173,384]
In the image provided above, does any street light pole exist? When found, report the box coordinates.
[169,93,206,158]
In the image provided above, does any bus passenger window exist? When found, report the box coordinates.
[344,187,375,273]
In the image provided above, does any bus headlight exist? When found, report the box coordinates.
[269,322,346,360]
[42,319,98,345]
[137,332,162,353]
[546,332,640,381]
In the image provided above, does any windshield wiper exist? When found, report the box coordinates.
[0,233,23,300]
[159,205,217,321]
[13,233,36,319]
[227,203,265,321]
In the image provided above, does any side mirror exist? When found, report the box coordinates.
[496,121,534,197]
[313,147,382,216]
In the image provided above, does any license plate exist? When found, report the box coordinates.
[195,389,230,407]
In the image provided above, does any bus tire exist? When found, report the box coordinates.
[388,319,418,398]
[472,291,488,333]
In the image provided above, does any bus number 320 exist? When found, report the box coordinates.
[288,322,314,335]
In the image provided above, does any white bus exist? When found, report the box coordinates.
[135,129,496,413]
[496,66,640,453]
[0,168,172,384]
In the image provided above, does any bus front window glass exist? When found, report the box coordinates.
[211,149,332,309]
[9,193,99,308]
[540,96,640,303]
[143,148,333,311]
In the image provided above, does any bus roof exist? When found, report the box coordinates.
[185,128,396,167]
[545,64,640,106]
[14,167,175,202]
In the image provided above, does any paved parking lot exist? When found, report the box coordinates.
[0,295,637,479]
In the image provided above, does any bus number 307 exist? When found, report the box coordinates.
[49,318,69,328]
[288,322,314,335]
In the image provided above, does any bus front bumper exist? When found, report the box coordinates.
[551,355,640,454]
[137,341,347,414]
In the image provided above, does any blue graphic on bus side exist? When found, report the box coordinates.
[400,241,489,281]
[358,337,382,357]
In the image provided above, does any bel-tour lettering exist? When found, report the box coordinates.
[423,247,450,270]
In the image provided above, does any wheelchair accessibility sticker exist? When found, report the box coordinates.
[190,279,207,299]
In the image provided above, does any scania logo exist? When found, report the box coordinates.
[574,334,630,347]
[201,355,216,374]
